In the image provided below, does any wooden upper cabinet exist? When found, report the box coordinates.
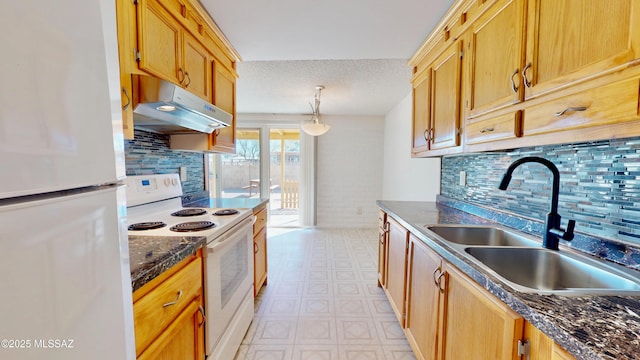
[115,0,137,140]
[411,40,462,157]
[411,69,431,156]
[468,0,526,118]
[523,0,640,100]
[182,32,211,101]
[137,0,214,102]
[210,62,237,153]
[137,0,182,85]
[431,41,462,150]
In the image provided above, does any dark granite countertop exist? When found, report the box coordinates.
[377,200,640,360]
[129,235,206,293]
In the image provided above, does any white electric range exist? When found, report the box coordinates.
[124,174,255,360]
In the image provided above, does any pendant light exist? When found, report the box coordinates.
[301,85,330,136]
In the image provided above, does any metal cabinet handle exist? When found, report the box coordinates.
[423,128,430,142]
[554,106,588,116]
[510,69,519,93]
[432,267,442,287]
[162,290,183,307]
[198,305,206,326]
[254,242,259,254]
[522,62,532,88]
[430,128,435,142]
[178,68,185,84]
[122,87,130,111]
[480,127,494,133]
[379,232,385,245]
[184,72,191,88]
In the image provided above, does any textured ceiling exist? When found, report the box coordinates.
[200,0,455,116]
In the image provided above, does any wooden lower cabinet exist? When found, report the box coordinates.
[137,298,205,360]
[253,204,268,296]
[377,210,388,287]
[133,251,205,360]
[441,263,524,359]
[384,216,410,326]
[379,214,578,360]
[405,234,443,360]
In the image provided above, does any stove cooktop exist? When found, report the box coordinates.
[124,174,252,242]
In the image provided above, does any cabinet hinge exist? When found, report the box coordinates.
[456,128,462,136]
[134,48,141,62]
[517,339,530,360]
[459,50,464,59]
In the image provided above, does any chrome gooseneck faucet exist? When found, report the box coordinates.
[498,156,575,250]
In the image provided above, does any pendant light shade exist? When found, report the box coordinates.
[302,85,330,136]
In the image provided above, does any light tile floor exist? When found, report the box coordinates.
[234,228,417,360]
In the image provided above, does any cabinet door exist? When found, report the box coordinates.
[384,217,409,326]
[115,0,137,140]
[523,0,639,99]
[412,69,431,155]
[430,41,462,150]
[254,226,267,296]
[405,235,442,360]
[442,264,524,360]
[552,344,575,360]
[210,62,236,153]
[183,32,211,102]
[138,298,205,360]
[137,0,182,85]
[524,321,553,360]
[377,211,388,288]
[468,0,526,118]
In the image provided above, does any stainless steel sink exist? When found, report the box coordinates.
[426,225,540,247]
[423,224,640,295]
[464,247,640,295]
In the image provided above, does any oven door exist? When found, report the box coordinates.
[205,215,254,356]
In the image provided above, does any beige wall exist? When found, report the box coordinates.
[382,93,441,201]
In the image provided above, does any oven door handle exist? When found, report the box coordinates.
[206,216,252,253]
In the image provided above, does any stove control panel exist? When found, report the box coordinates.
[124,174,183,207]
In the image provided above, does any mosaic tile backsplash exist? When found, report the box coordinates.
[124,129,205,195]
[441,137,640,247]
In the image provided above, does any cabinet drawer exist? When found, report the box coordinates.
[253,206,267,234]
[134,256,202,355]
[465,111,522,145]
[524,77,640,136]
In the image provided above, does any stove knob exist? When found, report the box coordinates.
[171,178,178,186]
[164,178,171,187]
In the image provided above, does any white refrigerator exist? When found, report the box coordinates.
[0,0,136,359]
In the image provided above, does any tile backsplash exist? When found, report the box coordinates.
[441,137,640,247]
[124,129,205,195]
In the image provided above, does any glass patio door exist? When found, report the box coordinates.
[269,129,300,227]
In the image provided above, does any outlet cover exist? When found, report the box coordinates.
[459,171,466,186]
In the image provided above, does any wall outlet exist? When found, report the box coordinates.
[459,171,466,186]
[180,166,187,182]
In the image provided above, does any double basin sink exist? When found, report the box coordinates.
[425,225,640,296]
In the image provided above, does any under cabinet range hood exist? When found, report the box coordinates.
[132,75,231,134]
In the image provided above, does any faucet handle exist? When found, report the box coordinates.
[563,219,576,241]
